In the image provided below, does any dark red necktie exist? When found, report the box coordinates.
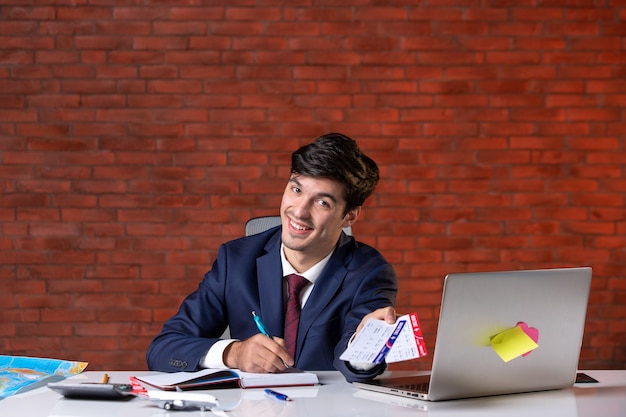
[284,274,310,359]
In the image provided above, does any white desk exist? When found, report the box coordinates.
[1,370,624,417]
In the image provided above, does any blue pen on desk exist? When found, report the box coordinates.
[252,311,271,337]
[265,388,291,401]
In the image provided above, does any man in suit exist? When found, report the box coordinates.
[147,133,397,382]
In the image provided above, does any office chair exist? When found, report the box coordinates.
[245,215,353,236]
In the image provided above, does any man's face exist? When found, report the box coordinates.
[280,174,359,269]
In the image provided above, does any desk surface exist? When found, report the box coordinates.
[1,370,624,417]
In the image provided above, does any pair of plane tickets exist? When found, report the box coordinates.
[340,312,427,364]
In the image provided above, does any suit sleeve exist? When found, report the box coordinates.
[333,259,397,382]
[146,245,230,372]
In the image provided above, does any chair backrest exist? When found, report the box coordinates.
[245,215,352,236]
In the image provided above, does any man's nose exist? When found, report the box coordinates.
[292,199,312,218]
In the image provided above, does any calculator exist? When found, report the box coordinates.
[47,382,136,400]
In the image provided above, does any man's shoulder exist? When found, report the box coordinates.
[222,225,281,254]
[337,234,390,265]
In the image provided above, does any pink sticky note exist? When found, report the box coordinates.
[516,322,539,357]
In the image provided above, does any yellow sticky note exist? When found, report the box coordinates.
[490,326,539,363]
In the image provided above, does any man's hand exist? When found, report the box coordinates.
[222,334,294,373]
[356,306,397,335]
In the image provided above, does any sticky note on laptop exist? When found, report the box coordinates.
[490,324,539,362]
[340,312,427,364]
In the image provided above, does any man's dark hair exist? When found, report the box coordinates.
[291,133,379,213]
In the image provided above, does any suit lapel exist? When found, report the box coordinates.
[296,235,352,358]
[256,234,285,337]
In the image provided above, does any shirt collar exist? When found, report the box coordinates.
[280,243,334,285]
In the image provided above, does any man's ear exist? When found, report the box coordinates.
[343,206,361,228]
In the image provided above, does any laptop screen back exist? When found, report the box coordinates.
[427,267,592,400]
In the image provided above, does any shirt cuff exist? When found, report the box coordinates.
[200,339,237,369]
[348,360,376,371]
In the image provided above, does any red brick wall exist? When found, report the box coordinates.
[1,2,624,371]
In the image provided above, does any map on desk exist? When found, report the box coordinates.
[0,355,88,399]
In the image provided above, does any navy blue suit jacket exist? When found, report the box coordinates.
[146,227,397,382]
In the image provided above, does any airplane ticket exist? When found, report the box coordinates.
[340,312,427,364]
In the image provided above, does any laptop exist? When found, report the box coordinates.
[353,267,592,401]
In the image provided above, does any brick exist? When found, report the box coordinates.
[0,80,40,94]
[355,7,410,20]
[570,192,624,207]
[147,80,202,94]
[108,51,164,64]
[96,109,153,122]
[404,36,455,50]
[307,51,362,65]
[11,66,52,79]
[36,50,80,64]
[321,22,376,37]
[0,95,24,108]
[0,109,37,122]
[99,307,153,322]
[57,6,112,19]
[590,79,626,93]
[62,80,116,93]
[537,122,590,135]
[214,21,267,36]
[489,22,543,36]
[435,94,488,107]
[0,21,38,35]
[153,21,208,35]
[295,7,352,21]
[40,109,95,122]
[4,6,55,20]
[418,52,478,65]
[599,52,626,65]
[545,22,600,36]
[139,65,179,79]
[487,51,541,64]
[133,36,189,50]
[569,108,621,121]
[546,94,599,107]
[17,208,60,222]
[266,22,322,37]
[543,52,594,65]
[424,122,479,136]
[75,36,132,50]
[347,37,401,52]
[515,37,566,50]
[0,50,33,65]
[459,37,511,51]
[113,6,170,20]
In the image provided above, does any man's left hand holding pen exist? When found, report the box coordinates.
[222,311,294,373]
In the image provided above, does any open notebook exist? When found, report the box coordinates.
[354,267,592,401]
[134,367,318,390]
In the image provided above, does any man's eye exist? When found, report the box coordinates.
[317,200,330,208]
[291,187,301,193]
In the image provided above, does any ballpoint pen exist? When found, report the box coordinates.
[264,388,292,401]
[252,311,271,337]
[252,311,290,368]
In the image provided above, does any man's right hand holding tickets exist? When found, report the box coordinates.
[356,306,397,334]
